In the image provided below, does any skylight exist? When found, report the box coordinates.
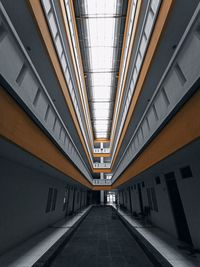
[75,0,127,141]
[84,0,117,139]
[92,86,112,100]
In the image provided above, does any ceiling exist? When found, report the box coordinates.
[0,137,86,188]
[74,0,128,139]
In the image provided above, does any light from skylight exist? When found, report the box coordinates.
[84,0,117,138]
[92,86,112,99]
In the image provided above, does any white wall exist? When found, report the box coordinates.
[119,140,200,249]
[0,156,88,255]
[175,158,200,248]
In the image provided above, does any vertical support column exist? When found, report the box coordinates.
[100,190,104,205]
[128,187,133,214]
[100,172,104,205]
[100,142,103,151]
[122,190,125,208]
[72,187,76,213]
[80,190,82,210]
[84,191,86,207]
[65,185,71,217]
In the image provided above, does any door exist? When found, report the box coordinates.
[128,187,133,213]
[65,186,70,217]
[72,188,76,213]
[137,183,143,213]
[165,172,192,244]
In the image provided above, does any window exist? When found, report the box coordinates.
[123,191,127,204]
[151,187,158,212]
[107,192,116,204]
[63,187,69,211]
[46,187,58,213]
[52,188,58,211]
[155,176,161,185]
[146,188,153,210]
[180,166,193,179]
[77,191,80,203]
[46,188,53,213]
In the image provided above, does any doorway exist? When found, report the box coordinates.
[137,183,143,213]
[165,172,192,245]
[128,187,133,213]
[107,192,116,204]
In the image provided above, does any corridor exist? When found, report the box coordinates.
[0,0,200,266]
[51,206,153,267]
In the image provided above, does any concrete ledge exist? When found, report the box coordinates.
[112,206,172,267]
[0,206,92,267]
[112,205,200,267]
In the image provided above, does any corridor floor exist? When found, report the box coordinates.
[51,206,154,267]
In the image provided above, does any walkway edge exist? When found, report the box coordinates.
[113,207,173,267]
[32,206,93,267]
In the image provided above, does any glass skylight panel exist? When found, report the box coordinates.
[94,126,109,133]
[92,102,110,110]
[87,18,115,47]
[89,47,114,70]
[96,133,108,138]
[91,73,112,87]
[83,0,117,138]
[92,86,112,99]
[93,121,110,127]
[93,109,110,119]
[85,0,117,16]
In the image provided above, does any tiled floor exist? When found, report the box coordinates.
[51,206,154,267]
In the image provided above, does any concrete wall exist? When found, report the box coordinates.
[0,156,88,255]
[118,140,200,249]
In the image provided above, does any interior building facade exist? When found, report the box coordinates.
[0,0,200,266]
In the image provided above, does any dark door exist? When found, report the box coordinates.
[122,191,125,208]
[165,172,192,244]
[65,186,70,217]
[137,183,143,213]
[72,188,76,213]
[128,187,133,213]
[79,190,82,210]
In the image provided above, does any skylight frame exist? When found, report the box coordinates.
[83,0,118,139]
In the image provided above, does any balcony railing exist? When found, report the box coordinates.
[112,2,200,182]
[111,0,161,161]
[41,0,93,162]
[93,148,110,154]
[93,163,111,169]
[92,179,112,186]
[0,3,92,181]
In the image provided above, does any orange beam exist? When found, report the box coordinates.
[59,0,94,146]
[28,0,93,169]
[111,0,174,167]
[110,0,142,149]
[0,88,92,189]
[92,169,112,174]
[112,90,200,188]
[93,153,111,158]
[94,139,110,143]
[1,88,198,191]
[92,186,112,191]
